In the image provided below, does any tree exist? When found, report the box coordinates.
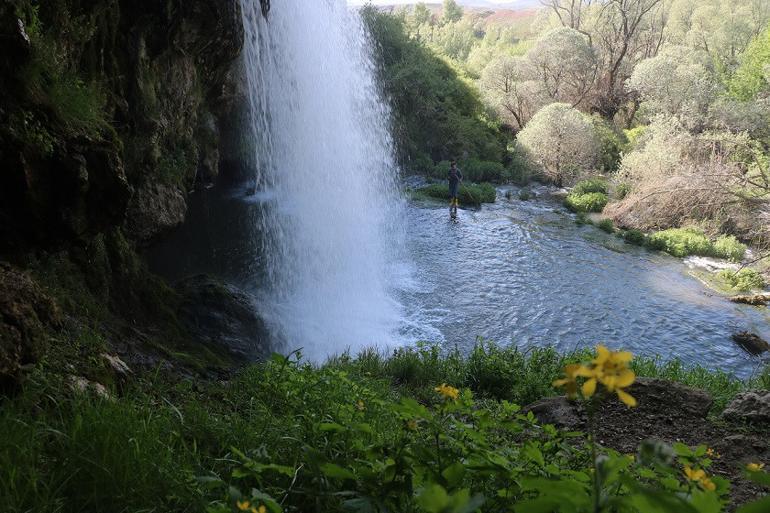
[442,0,463,25]
[526,27,598,108]
[729,25,770,100]
[543,0,668,119]
[517,103,599,185]
[627,45,721,130]
[412,2,432,27]
[479,56,545,130]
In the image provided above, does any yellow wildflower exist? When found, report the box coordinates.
[250,506,267,513]
[553,364,590,398]
[434,383,460,401]
[356,400,365,411]
[747,462,766,472]
[405,419,418,431]
[684,466,715,490]
[684,466,706,482]
[585,345,637,407]
[237,501,251,511]
[706,448,720,459]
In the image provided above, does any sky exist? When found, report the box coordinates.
[347,1,530,6]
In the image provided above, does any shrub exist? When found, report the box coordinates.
[517,103,599,186]
[718,268,766,291]
[565,192,608,213]
[416,183,496,205]
[591,116,626,172]
[646,228,746,261]
[575,212,592,225]
[614,182,631,199]
[623,229,647,246]
[518,188,532,201]
[461,158,505,182]
[713,235,747,262]
[597,218,615,233]
[502,148,534,185]
[572,178,608,195]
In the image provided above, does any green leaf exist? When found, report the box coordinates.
[321,463,356,480]
[417,484,450,513]
[319,422,346,432]
[746,470,770,487]
[737,495,770,513]
[442,462,466,488]
[523,445,545,468]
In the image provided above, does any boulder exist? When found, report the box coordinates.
[626,377,713,418]
[723,391,770,424]
[525,396,584,430]
[732,332,770,355]
[0,263,61,389]
[177,275,271,361]
[125,183,187,244]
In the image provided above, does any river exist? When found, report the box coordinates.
[393,184,770,379]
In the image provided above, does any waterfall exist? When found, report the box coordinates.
[238,0,404,361]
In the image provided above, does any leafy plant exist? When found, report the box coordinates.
[565,192,608,213]
[718,268,766,291]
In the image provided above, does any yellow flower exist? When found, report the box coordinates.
[553,364,590,398]
[706,448,720,459]
[405,419,418,431]
[237,501,251,511]
[250,506,267,513]
[589,345,637,407]
[684,466,706,482]
[747,462,766,472]
[356,400,365,411]
[700,477,716,491]
[434,383,460,401]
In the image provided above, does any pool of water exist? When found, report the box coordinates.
[395,186,770,379]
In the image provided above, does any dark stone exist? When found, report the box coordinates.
[723,390,770,424]
[177,274,270,361]
[126,183,187,244]
[732,331,770,355]
[626,377,713,418]
[525,396,585,430]
[0,263,61,390]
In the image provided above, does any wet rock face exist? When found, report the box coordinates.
[0,264,61,389]
[0,0,246,251]
[177,274,271,361]
[723,391,770,424]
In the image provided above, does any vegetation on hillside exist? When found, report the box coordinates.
[2,340,769,512]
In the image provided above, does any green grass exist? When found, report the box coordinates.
[414,183,496,205]
[565,192,608,213]
[718,268,767,291]
[647,228,747,261]
[597,218,615,233]
[622,229,647,246]
[1,342,767,512]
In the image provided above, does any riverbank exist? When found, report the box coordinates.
[2,341,768,512]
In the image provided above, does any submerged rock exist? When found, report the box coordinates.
[177,275,270,361]
[723,391,770,424]
[731,331,770,355]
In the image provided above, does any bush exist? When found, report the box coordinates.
[647,228,746,261]
[713,235,747,262]
[614,182,631,199]
[502,149,534,185]
[565,192,608,213]
[461,158,505,182]
[591,116,626,172]
[575,212,592,225]
[597,219,615,233]
[718,268,766,291]
[518,188,532,201]
[622,229,647,246]
[416,183,496,205]
[572,178,609,195]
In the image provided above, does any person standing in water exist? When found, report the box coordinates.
[448,160,463,218]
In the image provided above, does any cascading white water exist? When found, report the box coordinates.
[239,0,405,360]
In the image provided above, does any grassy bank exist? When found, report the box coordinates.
[1,342,768,512]
[414,183,496,205]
